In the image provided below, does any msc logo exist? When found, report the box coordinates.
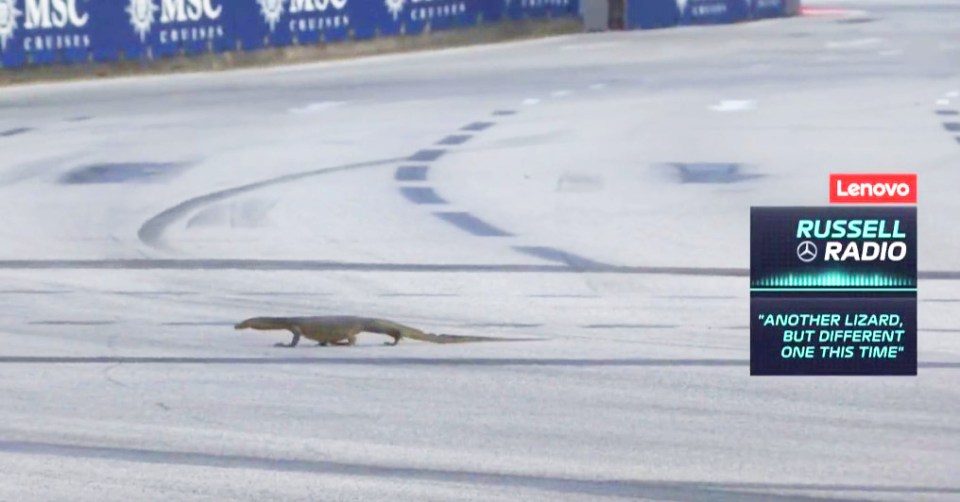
[24,0,88,29]
[385,0,404,20]
[0,0,89,51]
[796,240,818,263]
[127,0,157,41]
[257,0,284,31]
[257,0,349,32]
[127,0,221,42]
[0,0,20,51]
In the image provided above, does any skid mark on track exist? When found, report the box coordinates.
[933,91,960,146]
[233,291,334,297]
[0,357,958,370]
[668,162,763,184]
[433,212,513,237]
[0,356,757,366]
[379,293,459,298]
[408,149,446,161]
[461,322,543,328]
[0,127,32,137]
[394,165,429,181]
[60,162,187,185]
[138,157,405,250]
[436,134,472,146]
[161,321,236,326]
[109,290,198,297]
[2,440,944,501]
[513,246,608,268]
[582,323,678,329]
[102,365,129,388]
[392,107,616,268]
[461,121,494,131]
[28,320,117,326]
[399,186,448,205]
[0,289,69,295]
[656,295,738,300]
[528,293,600,298]
[1,259,959,281]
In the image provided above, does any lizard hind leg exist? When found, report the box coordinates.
[385,329,402,346]
[330,334,356,346]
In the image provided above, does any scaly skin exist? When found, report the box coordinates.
[234,315,516,347]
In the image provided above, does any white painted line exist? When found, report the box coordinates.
[523,98,541,105]
[288,101,346,114]
[801,7,850,16]
[551,90,571,98]
[559,42,624,51]
[878,49,903,57]
[709,100,756,112]
[825,38,883,49]
[801,7,869,17]
[947,91,960,98]
[936,99,950,106]
[589,83,607,91]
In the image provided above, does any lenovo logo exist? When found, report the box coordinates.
[830,174,917,204]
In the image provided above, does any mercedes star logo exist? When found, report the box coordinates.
[796,240,818,263]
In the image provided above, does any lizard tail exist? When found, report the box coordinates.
[407,332,534,343]
[364,319,539,344]
[360,320,447,343]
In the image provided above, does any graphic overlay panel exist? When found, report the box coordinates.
[750,207,918,376]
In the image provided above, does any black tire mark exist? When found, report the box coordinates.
[138,157,405,250]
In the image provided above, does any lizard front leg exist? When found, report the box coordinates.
[275,327,302,348]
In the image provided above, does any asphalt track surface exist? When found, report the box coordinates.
[1,1,959,500]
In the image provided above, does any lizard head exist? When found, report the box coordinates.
[235,317,288,330]
[235,317,267,330]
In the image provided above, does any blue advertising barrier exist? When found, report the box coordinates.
[0,0,579,69]
[626,0,797,31]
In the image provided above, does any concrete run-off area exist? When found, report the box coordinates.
[0,1,958,500]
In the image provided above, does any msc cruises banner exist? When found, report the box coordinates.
[0,0,579,68]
